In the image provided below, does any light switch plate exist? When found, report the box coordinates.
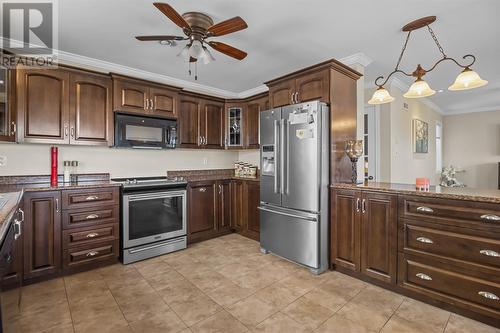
[0,156,6,166]
[203,157,208,165]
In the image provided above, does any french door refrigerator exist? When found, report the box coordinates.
[259,100,329,274]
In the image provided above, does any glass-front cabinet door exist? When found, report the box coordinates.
[0,66,14,142]
[227,107,243,147]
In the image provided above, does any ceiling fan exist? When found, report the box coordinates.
[135,2,248,66]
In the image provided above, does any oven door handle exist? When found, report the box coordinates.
[125,190,186,201]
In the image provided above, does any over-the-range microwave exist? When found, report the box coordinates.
[114,113,177,149]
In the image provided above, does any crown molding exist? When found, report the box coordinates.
[237,84,268,99]
[443,105,500,116]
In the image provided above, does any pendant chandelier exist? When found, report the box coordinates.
[368,16,488,105]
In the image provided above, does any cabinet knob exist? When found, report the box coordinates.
[480,249,499,257]
[86,251,99,257]
[86,232,99,238]
[416,237,434,244]
[478,291,499,300]
[480,214,500,222]
[416,206,434,213]
[416,273,432,281]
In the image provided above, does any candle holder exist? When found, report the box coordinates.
[345,140,364,184]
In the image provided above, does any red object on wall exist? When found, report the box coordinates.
[50,147,58,186]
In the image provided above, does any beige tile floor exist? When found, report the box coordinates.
[2,233,499,333]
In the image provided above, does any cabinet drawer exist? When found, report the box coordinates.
[62,187,119,209]
[402,222,500,268]
[398,253,500,316]
[399,196,500,230]
[63,240,118,270]
[62,205,119,229]
[63,224,118,249]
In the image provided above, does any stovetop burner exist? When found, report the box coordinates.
[111,176,187,190]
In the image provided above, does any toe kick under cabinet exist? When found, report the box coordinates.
[20,187,120,284]
[331,187,500,327]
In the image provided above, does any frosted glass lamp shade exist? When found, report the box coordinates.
[448,68,488,91]
[368,87,395,105]
[403,78,435,98]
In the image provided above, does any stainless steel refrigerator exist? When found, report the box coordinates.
[259,100,329,274]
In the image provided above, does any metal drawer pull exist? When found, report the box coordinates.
[416,206,434,213]
[86,233,99,238]
[416,237,434,244]
[199,187,206,192]
[480,250,500,257]
[416,273,432,281]
[85,214,99,220]
[478,291,499,300]
[86,251,99,257]
[85,195,99,201]
[480,214,500,222]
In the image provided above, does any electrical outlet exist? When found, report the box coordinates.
[203,157,208,165]
[0,156,6,166]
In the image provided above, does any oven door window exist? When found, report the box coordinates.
[129,194,184,240]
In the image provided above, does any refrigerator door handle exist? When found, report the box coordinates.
[285,118,290,195]
[258,206,318,222]
[274,119,280,194]
[280,119,286,195]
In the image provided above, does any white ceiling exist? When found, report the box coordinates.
[59,0,500,115]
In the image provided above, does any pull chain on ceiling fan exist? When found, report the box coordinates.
[135,2,248,80]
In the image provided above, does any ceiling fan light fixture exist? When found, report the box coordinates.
[448,67,488,91]
[188,40,204,59]
[199,47,216,65]
[177,44,190,60]
[404,78,436,98]
[368,86,395,105]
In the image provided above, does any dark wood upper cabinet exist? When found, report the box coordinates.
[112,78,148,114]
[331,188,361,272]
[201,99,223,149]
[149,86,178,118]
[178,94,201,148]
[360,192,398,284]
[269,79,296,108]
[16,68,70,144]
[0,67,16,142]
[69,72,113,146]
[245,94,267,149]
[295,70,330,103]
[23,191,62,282]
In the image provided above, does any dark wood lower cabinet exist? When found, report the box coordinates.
[242,181,260,241]
[23,191,62,282]
[187,181,218,243]
[230,180,244,231]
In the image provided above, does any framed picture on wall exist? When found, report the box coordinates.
[413,118,429,153]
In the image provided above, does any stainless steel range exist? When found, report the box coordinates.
[112,176,188,264]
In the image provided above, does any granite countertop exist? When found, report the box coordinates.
[168,169,260,183]
[0,191,23,245]
[331,182,500,204]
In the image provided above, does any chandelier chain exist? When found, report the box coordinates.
[395,31,411,70]
[427,25,447,58]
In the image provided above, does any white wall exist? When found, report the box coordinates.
[237,150,260,167]
[0,143,238,178]
[365,83,443,185]
[443,110,500,189]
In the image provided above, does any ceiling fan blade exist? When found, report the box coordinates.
[153,3,191,31]
[208,41,247,60]
[207,16,247,37]
[135,35,185,41]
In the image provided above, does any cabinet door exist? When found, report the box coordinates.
[0,68,16,142]
[295,70,330,103]
[16,69,70,143]
[269,79,295,108]
[245,97,267,148]
[112,79,148,113]
[149,86,178,119]
[360,191,398,284]
[243,182,260,241]
[188,182,217,242]
[23,191,62,281]
[331,189,361,272]
[1,209,23,289]
[230,181,244,231]
[202,100,224,149]
[69,72,112,146]
[217,180,231,231]
[178,95,201,148]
